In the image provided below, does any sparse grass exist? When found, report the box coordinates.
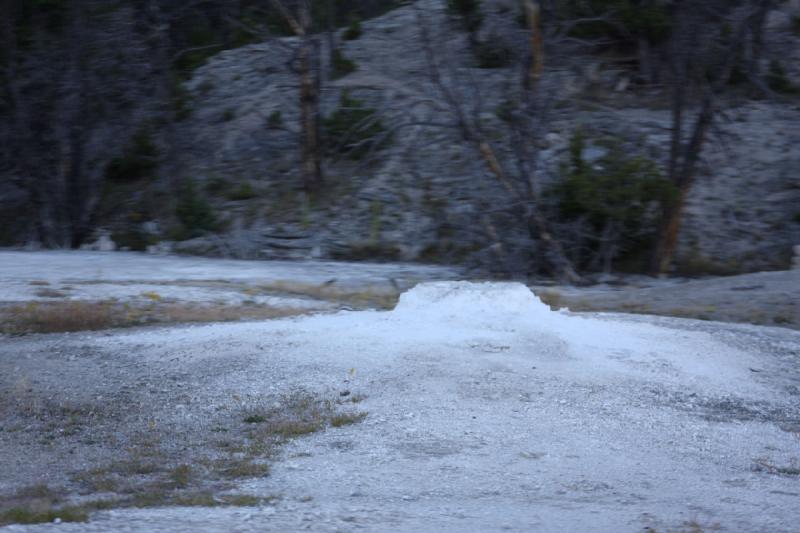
[3,394,108,442]
[0,300,314,335]
[330,411,367,427]
[220,494,264,507]
[1,301,118,334]
[141,291,162,302]
[167,464,193,489]
[110,459,162,476]
[753,458,800,476]
[34,288,67,298]
[0,505,90,525]
[131,491,171,508]
[2,386,366,524]
[240,390,368,459]
[535,289,563,311]
[529,284,798,330]
[73,471,119,493]
[644,518,721,533]
[0,484,115,526]
[256,280,399,310]
[172,492,216,507]
[340,393,367,404]
[211,457,270,479]
[170,492,269,507]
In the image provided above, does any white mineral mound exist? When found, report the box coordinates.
[389,281,770,399]
[391,281,557,326]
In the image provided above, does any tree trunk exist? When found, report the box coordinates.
[299,35,324,192]
[271,0,324,192]
[651,93,714,275]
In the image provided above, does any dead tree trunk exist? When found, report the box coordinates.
[271,0,324,192]
[650,1,762,275]
[651,94,713,274]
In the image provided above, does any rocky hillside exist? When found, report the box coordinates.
[150,0,799,276]
[0,0,800,281]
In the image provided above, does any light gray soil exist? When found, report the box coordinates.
[1,254,799,532]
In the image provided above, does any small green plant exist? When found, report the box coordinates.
[475,37,512,69]
[171,79,193,121]
[343,17,363,40]
[174,180,219,239]
[105,129,158,182]
[563,0,671,44]
[226,182,258,201]
[331,48,357,79]
[205,176,230,194]
[197,81,214,95]
[766,60,799,94]
[267,110,283,129]
[323,91,388,159]
[495,99,516,123]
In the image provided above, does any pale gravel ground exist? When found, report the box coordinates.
[2,279,799,533]
[0,251,458,297]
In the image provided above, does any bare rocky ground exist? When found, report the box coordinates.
[1,252,799,532]
[533,269,800,330]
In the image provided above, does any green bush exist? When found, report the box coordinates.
[562,0,671,45]
[548,129,676,270]
[343,18,363,40]
[767,60,799,94]
[447,0,482,32]
[475,37,512,69]
[171,79,193,121]
[323,92,388,159]
[111,228,157,252]
[226,182,258,201]
[105,129,158,182]
[174,180,219,239]
[221,108,236,122]
[331,49,357,79]
[205,177,230,194]
[267,110,283,129]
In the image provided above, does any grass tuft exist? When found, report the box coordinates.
[330,411,368,427]
[0,505,89,525]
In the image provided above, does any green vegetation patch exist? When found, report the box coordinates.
[105,129,159,183]
[548,129,676,271]
[324,92,388,159]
